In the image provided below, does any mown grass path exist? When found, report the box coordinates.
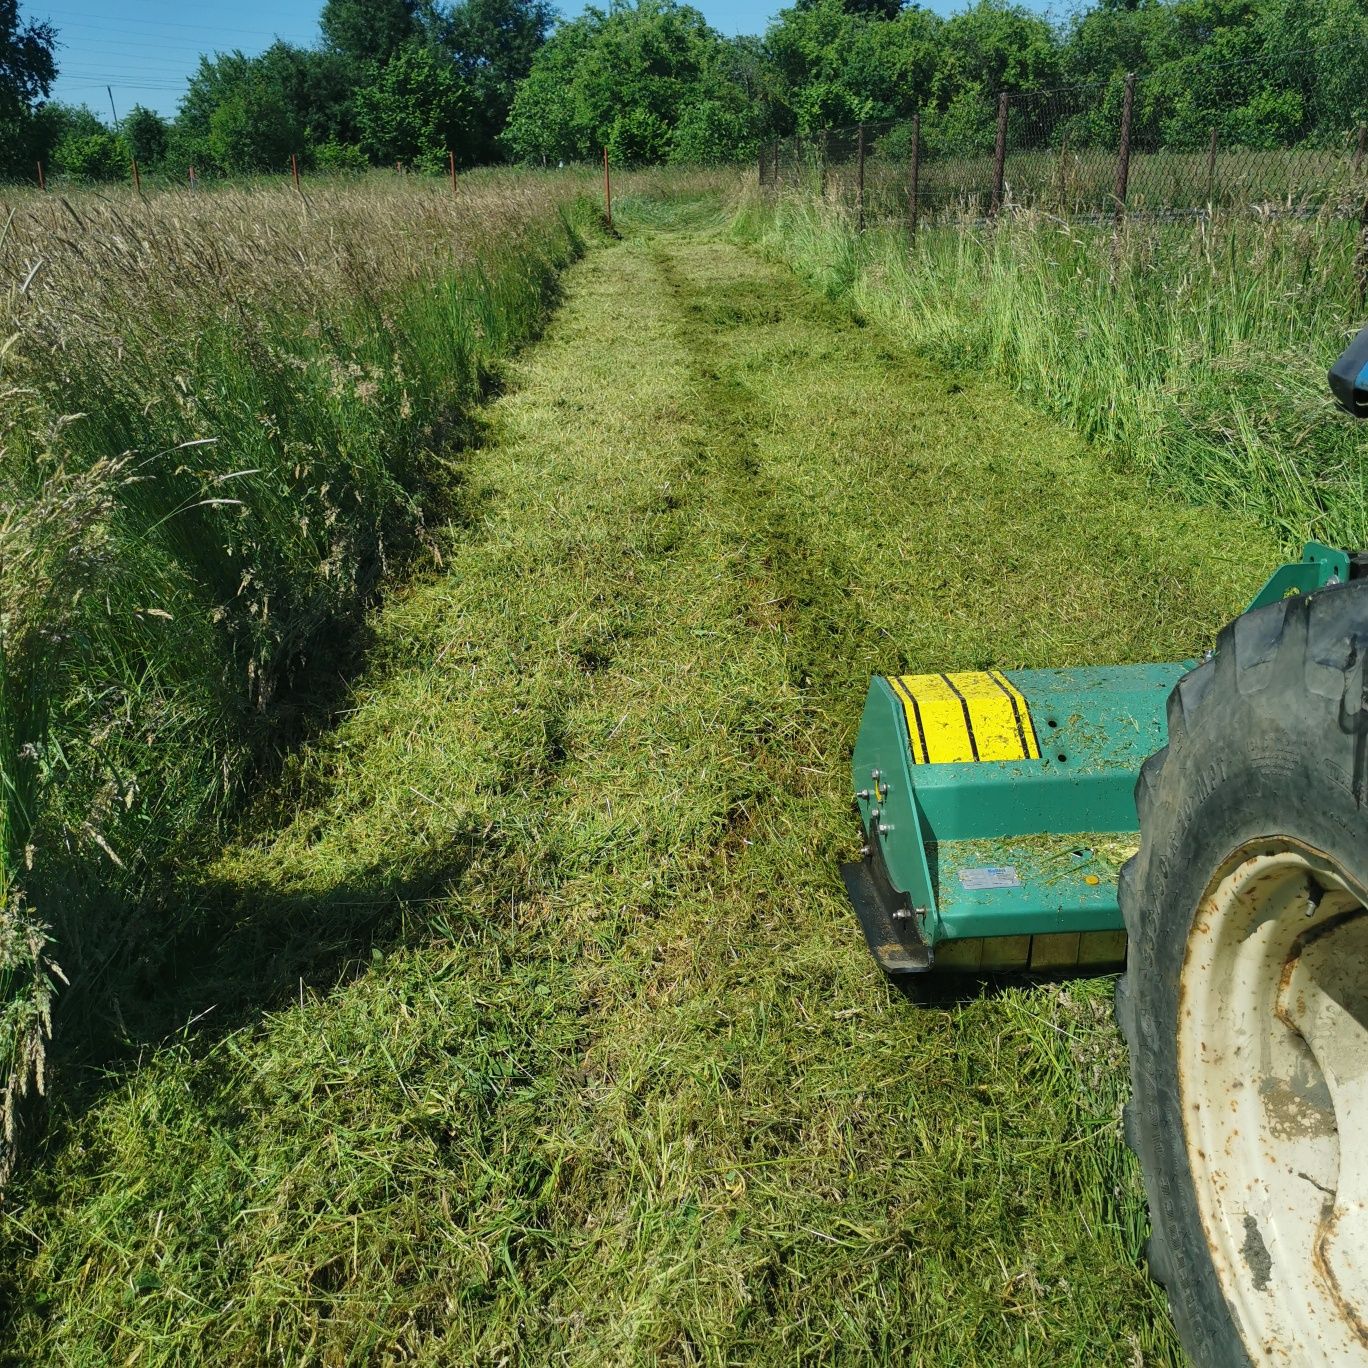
[1,217,1275,1364]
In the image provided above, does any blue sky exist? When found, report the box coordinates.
[41,0,1056,120]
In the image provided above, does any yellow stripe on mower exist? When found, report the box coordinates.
[890,670,1041,765]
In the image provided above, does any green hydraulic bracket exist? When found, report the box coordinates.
[841,542,1354,975]
[1245,541,1349,610]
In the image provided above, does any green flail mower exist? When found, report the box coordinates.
[841,541,1355,977]
[841,327,1368,1368]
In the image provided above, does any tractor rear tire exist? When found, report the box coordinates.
[1117,581,1368,1366]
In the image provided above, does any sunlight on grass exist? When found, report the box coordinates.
[735,187,1368,551]
[1,202,1275,1362]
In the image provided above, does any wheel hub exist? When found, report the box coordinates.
[1179,841,1368,1364]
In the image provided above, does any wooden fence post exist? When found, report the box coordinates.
[291,152,300,192]
[1055,131,1069,209]
[603,146,612,227]
[1356,124,1367,175]
[856,122,867,231]
[35,160,44,191]
[1356,193,1368,307]
[1206,127,1218,206]
[773,139,781,188]
[449,150,457,195]
[1113,71,1136,223]
[758,142,767,190]
[990,91,1009,216]
[820,128,829,196]
[908,112,921,243]
[131,157,141,194]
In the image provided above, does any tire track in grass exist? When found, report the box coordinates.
[1,222,1276,1365]
[509,229,1276,1364]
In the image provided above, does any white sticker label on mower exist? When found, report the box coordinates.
[959,865,1022,891]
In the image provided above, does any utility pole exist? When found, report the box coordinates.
[106,85,121,132]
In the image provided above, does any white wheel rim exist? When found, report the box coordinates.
[1179,839,1368,1365]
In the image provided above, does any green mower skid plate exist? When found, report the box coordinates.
[842,541,1352,974]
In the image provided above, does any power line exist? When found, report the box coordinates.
[56,35,305,57]
[57,81,192,90]
[58,57,226,73]
[40,7,319,43]
[58,66,199,80]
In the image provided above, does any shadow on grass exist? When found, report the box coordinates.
[10,254,577,1176]
[891,965,1121,1010]
[38,824,496,1141]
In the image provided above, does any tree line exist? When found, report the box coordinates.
[2,0,1368,182]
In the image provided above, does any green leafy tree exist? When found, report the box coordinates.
[321,0,421,66]
[1065,0,1178,86]
[175,46,348,174]
[123,104,169,166]
[936,1,1062,99]
[54,120,128,180]
[764,0,944,134]
[0,0,55,122]
[208,81,301,172]
[314,138,368,171]
[502,19,586,162]
[843,0,906,15]
[1057,0,1368,149]
[0,0,57,176]
[251,42,358,146]
[506,1,760,164]
[1,100,65,178]
[354,41,472,165]
[671,92,757,162]
[1303,0,1368,134]
[440,0,554,161]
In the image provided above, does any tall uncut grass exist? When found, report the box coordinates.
[735,189,1368,548]
[0,171,596,1177]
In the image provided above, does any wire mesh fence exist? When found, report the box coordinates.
[760,70,1368,229]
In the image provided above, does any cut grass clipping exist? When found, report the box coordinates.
[2,193,1277,1362]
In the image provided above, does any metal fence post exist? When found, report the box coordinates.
[1206,127,1218,206]
[1113,71,1136,223]
[908,111,921,244]
[1353,177,1368,304]
[1055,131,1069,210]
[990,92,1009,216]
[856,122,867,231]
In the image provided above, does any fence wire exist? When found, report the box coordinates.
[760,72,1368,228]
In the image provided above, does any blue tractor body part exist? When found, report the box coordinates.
[1329,324,1368,417]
